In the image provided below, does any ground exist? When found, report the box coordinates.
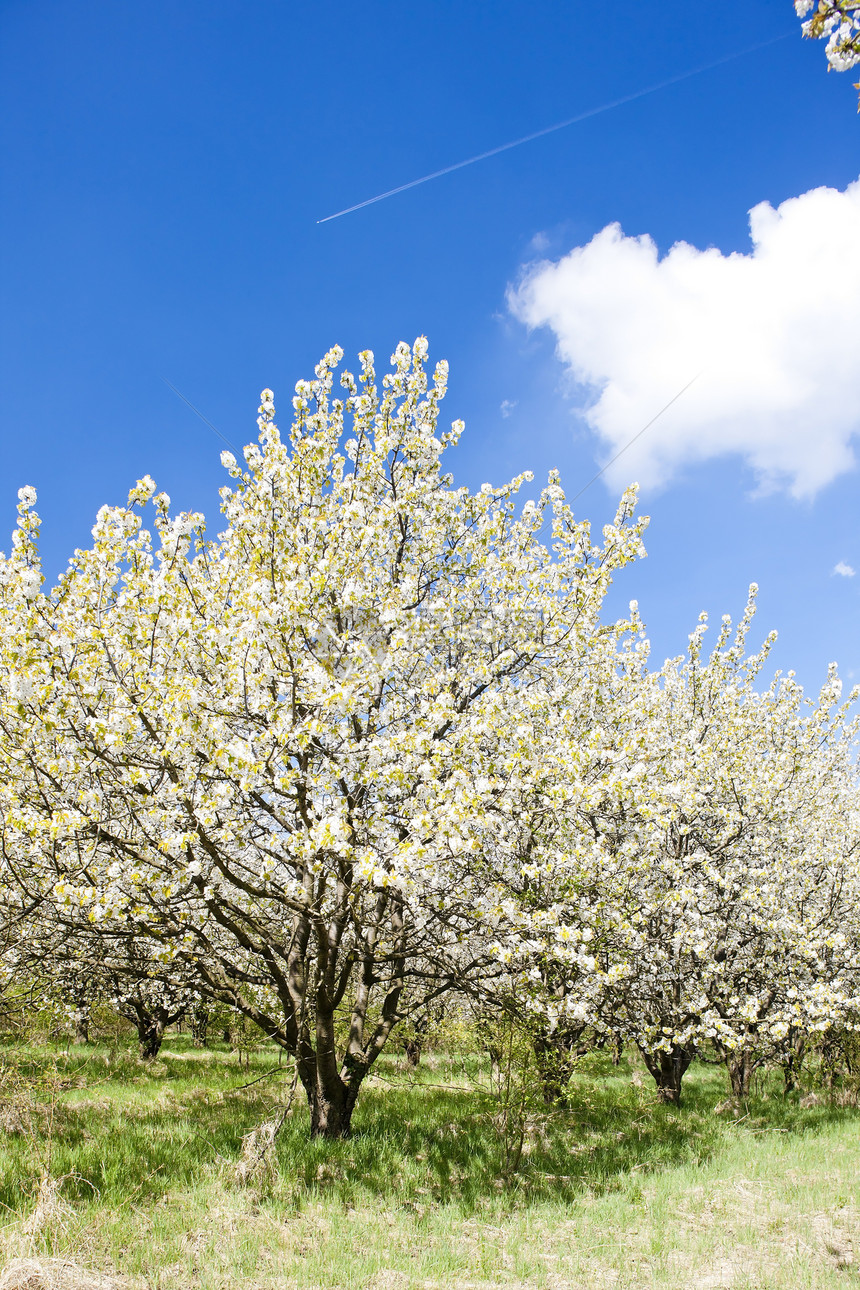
[1,1038,858,1289]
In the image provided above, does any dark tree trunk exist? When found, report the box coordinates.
[186,892,407,1141]
[73,1009,90,1045]
[782,1029,806,1096]
[138,1015,166,1061]
[533,1024,587,1105]
[299,1056,365,1139]
[638,1043,694,1105]
[727,1048,755,1099]
[534,1037,572,1105]
[404,1038,422,1068]
[190,1004,210,1048]
[404,1013,428,1068]
[309,1083,356,1138]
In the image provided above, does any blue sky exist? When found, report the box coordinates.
[2,0,859,691]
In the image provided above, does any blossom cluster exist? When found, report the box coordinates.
[796,0,860,82]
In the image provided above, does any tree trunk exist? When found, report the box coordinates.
[73,1008,90,1045]
[404,1013,429,1068]
[534,1036,573,1105]
[533,1024,588,1104]
[296,1009,368,1141]
[309,1083,354,1138]
[638,1043,693,1105]
[138,1015,166,1061]
[727,1048,755,1099]
[727,1052,749,1099]
[299,1058,364,1139]
[190,1004,210,1048]
[782,1030,806,1095]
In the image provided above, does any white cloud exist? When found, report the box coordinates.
[833,561,855,577]
[500,399,518,419]
[509,178,860,497]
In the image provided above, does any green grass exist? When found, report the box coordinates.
[2,1037,860,1288]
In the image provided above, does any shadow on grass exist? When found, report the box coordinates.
[2,1040,859,1219]
[272,1047,860,1213]
[0,1038,287,1213]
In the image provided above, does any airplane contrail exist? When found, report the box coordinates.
[318,32,795,224]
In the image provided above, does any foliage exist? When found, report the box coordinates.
[796,0,860,102]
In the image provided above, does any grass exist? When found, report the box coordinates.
[1,1036,859,1288]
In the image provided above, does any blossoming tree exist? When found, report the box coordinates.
[0,340,646,1136]
[487,593,860,1104]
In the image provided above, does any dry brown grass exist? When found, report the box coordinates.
[0,1259,128,1290]
[21,1178,75,1238]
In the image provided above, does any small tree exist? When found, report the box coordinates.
[103,941,198,1060]
[597,600,858,1104]
[482,592,860,1107]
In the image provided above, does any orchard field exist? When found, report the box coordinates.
[2,342,860,1288]
[2,1023,860,1290]
[5,0,860,1283]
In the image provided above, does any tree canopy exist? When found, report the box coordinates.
[1,339,857,1130]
